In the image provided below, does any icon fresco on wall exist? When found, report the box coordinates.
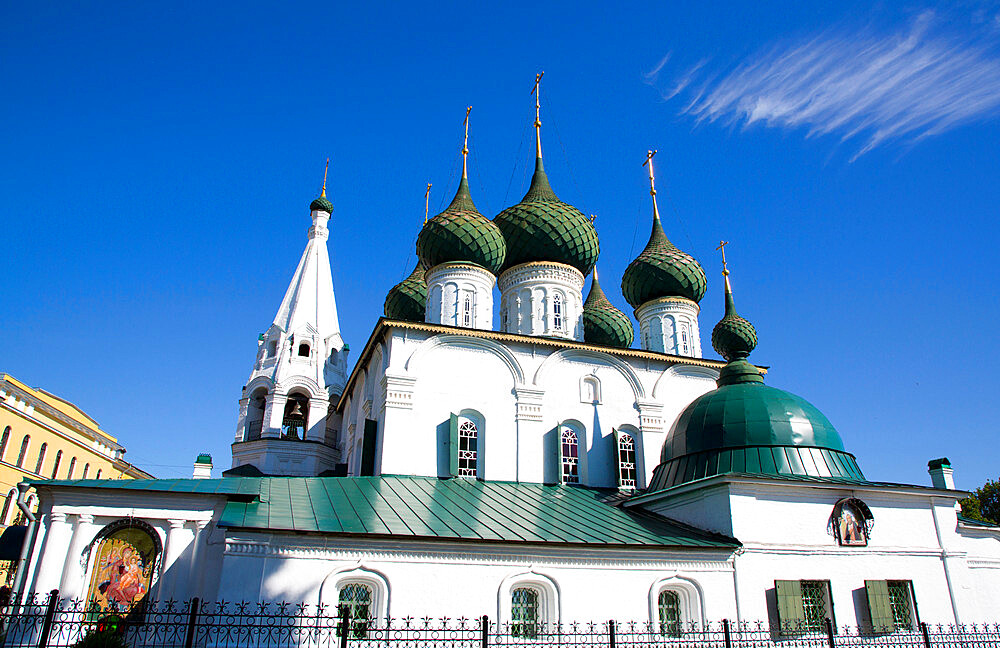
[85,522,159,612]
[831,497,874,547]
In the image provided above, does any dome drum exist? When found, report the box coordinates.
[498,261,584,340]
[635,297,702,357]
[425,262,496,330]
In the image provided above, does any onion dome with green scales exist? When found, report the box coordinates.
[621,151,706,308]
[384,262,427,322]
[647,260,863,491]
[582,268,634,348]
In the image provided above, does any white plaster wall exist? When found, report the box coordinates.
[498,263,584,341]
[636,298,702,358]
[425,263,495,331]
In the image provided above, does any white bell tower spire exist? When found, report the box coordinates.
[231,160,349,476]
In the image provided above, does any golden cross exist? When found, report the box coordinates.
[642,150,658,197]
[531,72,545,157]
[424,183,432,224]
[589,214,597,224]
[716,240,730,274]
[462,106,472,178]
[321,157,329,197]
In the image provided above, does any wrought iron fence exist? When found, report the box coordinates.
[0,592,998,648]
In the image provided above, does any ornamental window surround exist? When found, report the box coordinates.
[616,431,637,489]
[511,587,540,638]
[560,427,579,484]
[337,582,374,638]
[458,419,478,477]
[463,295,473,327]
[552,293,563,330]
[658,590,681,636]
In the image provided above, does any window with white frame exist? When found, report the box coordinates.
[463,294,473,327]
[658,590,681,636]
[458,419,478,477]
[337,582,374,637]
[560,428,579,484]
[552,294,562,330]
[680,325,690,354]
[511,587,540,638]
[616,432,637,489]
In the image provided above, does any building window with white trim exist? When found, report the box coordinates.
[511,587,540,638]
[458,419,478,477]
[680,325,690,355]
[560,428,579,484]
[552,293,563,331]
[463,295,473,327]
[658,590,681,636]
[337,582,374,638]
[616,431,637,489]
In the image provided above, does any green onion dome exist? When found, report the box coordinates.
[310,194,333,213]
[416,177,506,275]
[647,280,863,491]
[384,262,427,322]
[621,212,706,308]
[582,271,634,348]
[493,157,599,275]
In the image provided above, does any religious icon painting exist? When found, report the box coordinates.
[832,498,873,547]
[84,522,159,612]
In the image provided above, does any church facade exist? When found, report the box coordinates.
[12,95,1000,635]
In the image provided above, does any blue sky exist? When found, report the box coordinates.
[2,1,998,487]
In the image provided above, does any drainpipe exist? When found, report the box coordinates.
[10,481,39,607]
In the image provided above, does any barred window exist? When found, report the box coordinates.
[658,590,681,636]
[511,587,540,638]
[800,580,828,631]
[458,420,478,477]
[617,432,636,489]
[561,428,579,484]
[337,582,373,638]
[887,581,914,631]
[552,294,562,330]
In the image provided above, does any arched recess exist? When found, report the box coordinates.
[497,569,560,628]
[457,409,485,479]
[652,365,719,399]
[275,375,326,400]
[317,564,390,622]
[533,349,645,401]
[82,518,163,612]
[559,419,587,485]
[618,424,645,489]
[405,335,525,386]
[648,575,706,630]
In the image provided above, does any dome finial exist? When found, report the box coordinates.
[711,242,760,380]
[462,106,471,179]
[643,149,659,218]
[424,182,432,224]
[531,71,544,159]
[309,158,334,213]
[321,157,329,198]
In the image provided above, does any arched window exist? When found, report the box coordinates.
[463,295,472,327]
[67,457,77,479]
[500,307,508,329]
[458,419,478,477]
[82,464,90,479]
[34,443,47,474]
[96,469,102,480]
[616,432,637,489]
[0,426,10,461]
[0,489,14,525]
[15,436,30,468]
[511,587,540,638]
[51,450,63,479]
[552,294,562,330]
[560,428,579,484]
[297,343,310,357]
[680,325,690,354]
[85,519,160,612]
[337,582,373,638]
[281,394,309,440]
[658,590,681,636]
[268,340,278,357]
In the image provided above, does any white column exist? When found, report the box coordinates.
[513,387,545,482]
[58,514,96,600]
[34,511,73,595]
[306,397,329,442]
[185,521,209,601]
[264,394,287,439]
[160,519,189,601]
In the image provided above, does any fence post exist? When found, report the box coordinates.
[184,597,200,648]
[481,614,489,648]
[824,618,835,648]
[36,589,59,648]
[722,619,732,648]
[920,622,932,648]
[608,619,616,648]
[338,607,350,648]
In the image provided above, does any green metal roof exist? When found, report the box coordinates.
[310,195,333,213]
[37,475,737,549]
[621,212,706,307]
[711,277,757,362]
[384,262,427,322]
[416,177,506,274]
[582,273,634,348]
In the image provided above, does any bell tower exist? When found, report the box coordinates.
[231,162,350,476]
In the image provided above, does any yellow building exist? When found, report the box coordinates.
[0,373,152,529]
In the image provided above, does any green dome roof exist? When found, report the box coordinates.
[621,212,706,308]
[310,194,333,213]
[582,271,634,348]
[416,177,506,274]
[384,262,427,322]
[493,157,599,275]
[647,276,862,491]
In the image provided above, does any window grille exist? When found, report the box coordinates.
[658,590,681,636]
[33,443,47,475]
[800,580,828,631]
[511,587,540,638]
[337,583,373,638]
[463,296,472,327]
[617,433,637,488]
[561,428,579,484]
[887,581,914,630]
[458,420,478,477]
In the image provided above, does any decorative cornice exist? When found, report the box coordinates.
[498,261,585,292]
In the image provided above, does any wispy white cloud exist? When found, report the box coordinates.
[654,11,1000,160]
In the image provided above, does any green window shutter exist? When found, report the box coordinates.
[613,428,623,487]
[360,419,378,476]
[775,580,805,634]
[448,413,459,477]
[865,580,893,633]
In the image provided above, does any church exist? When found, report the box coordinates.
[11,80,1000,637]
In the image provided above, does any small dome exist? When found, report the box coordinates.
[621,213,706,308]
[493,157,599,275]
[416,177,506,274]
[711,274,758,361]
[310,194,333,213]
[582,271,633,348]
[384,263,427,322]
